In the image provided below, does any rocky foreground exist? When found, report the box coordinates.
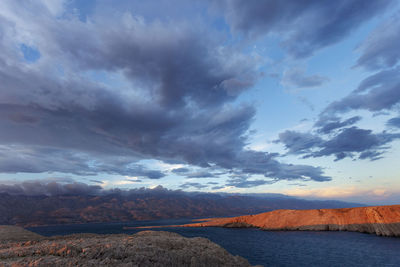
[183,205,400,237]
[0,227,256,267]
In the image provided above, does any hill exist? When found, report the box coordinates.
[183,205,400,237]
[0,186,361,226]
[0,227,254,266]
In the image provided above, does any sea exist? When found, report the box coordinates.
[27,219,400,267]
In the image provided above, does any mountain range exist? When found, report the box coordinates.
[0,185,362,226]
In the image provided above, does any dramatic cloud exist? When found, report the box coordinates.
[179,182,208,190]
[171,168,190,174]
[266,164,330,182]
[0,1,331,186]
[279,63,400,162]
[0,145,165,179]
[356,12,400,70]
[211,186,225,190]
[315,116,362,134]
[185,171,216,179]
[282,68,329,88]
[0,181,102,196]
[226,176,271,188]
[171,167,227,179]
[320,11,400,117]
[278,131,323,155]
[387,117,400,128]
[312,127,400,161]
[218,0,392,57]
[0,179,212,197]
[322,67,400,115]
[0,179,193,196]
[302,10,400,164]
[278,127,400,161]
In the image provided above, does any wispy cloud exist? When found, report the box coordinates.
[285,186,400,205]
[216,0,393,57]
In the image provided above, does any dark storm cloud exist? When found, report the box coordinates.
[217,0,392,58]
[0,6,256,177]
[282,68,329,88]
[39,13,258,109]
[356,13,400,70]
[278,127,400,161]
[0,181,102,196]
[322,68,400,116]
[0,1,334,185]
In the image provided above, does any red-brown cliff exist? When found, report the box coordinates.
[184,205,400,237]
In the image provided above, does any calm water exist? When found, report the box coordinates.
[28,219,400,267]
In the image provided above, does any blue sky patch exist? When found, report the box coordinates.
[20,43,41,63]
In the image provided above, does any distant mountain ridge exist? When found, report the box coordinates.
[0,186,363,226]
[183,205,400,237]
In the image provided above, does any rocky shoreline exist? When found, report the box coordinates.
[0,226,257,266]
[183,205,400,237]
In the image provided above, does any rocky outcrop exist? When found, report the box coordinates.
[0,225,43,242]
[0,227,255,266]
[184,205,400,237]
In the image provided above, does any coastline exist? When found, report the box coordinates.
[0,226,257,266]
[132,205,400,237]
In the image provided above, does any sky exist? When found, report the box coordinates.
[0,0,399,205]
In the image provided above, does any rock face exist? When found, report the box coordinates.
[184,205,400,237]
[0,228,254,267]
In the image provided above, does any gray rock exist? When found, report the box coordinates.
[0,228,257,266]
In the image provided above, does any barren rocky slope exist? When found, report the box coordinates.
[0,191,359,227]
[184,205,400,237]
[0,226,43,242]
[0,227,255,267]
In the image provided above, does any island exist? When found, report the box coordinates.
[182,205,400,237]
